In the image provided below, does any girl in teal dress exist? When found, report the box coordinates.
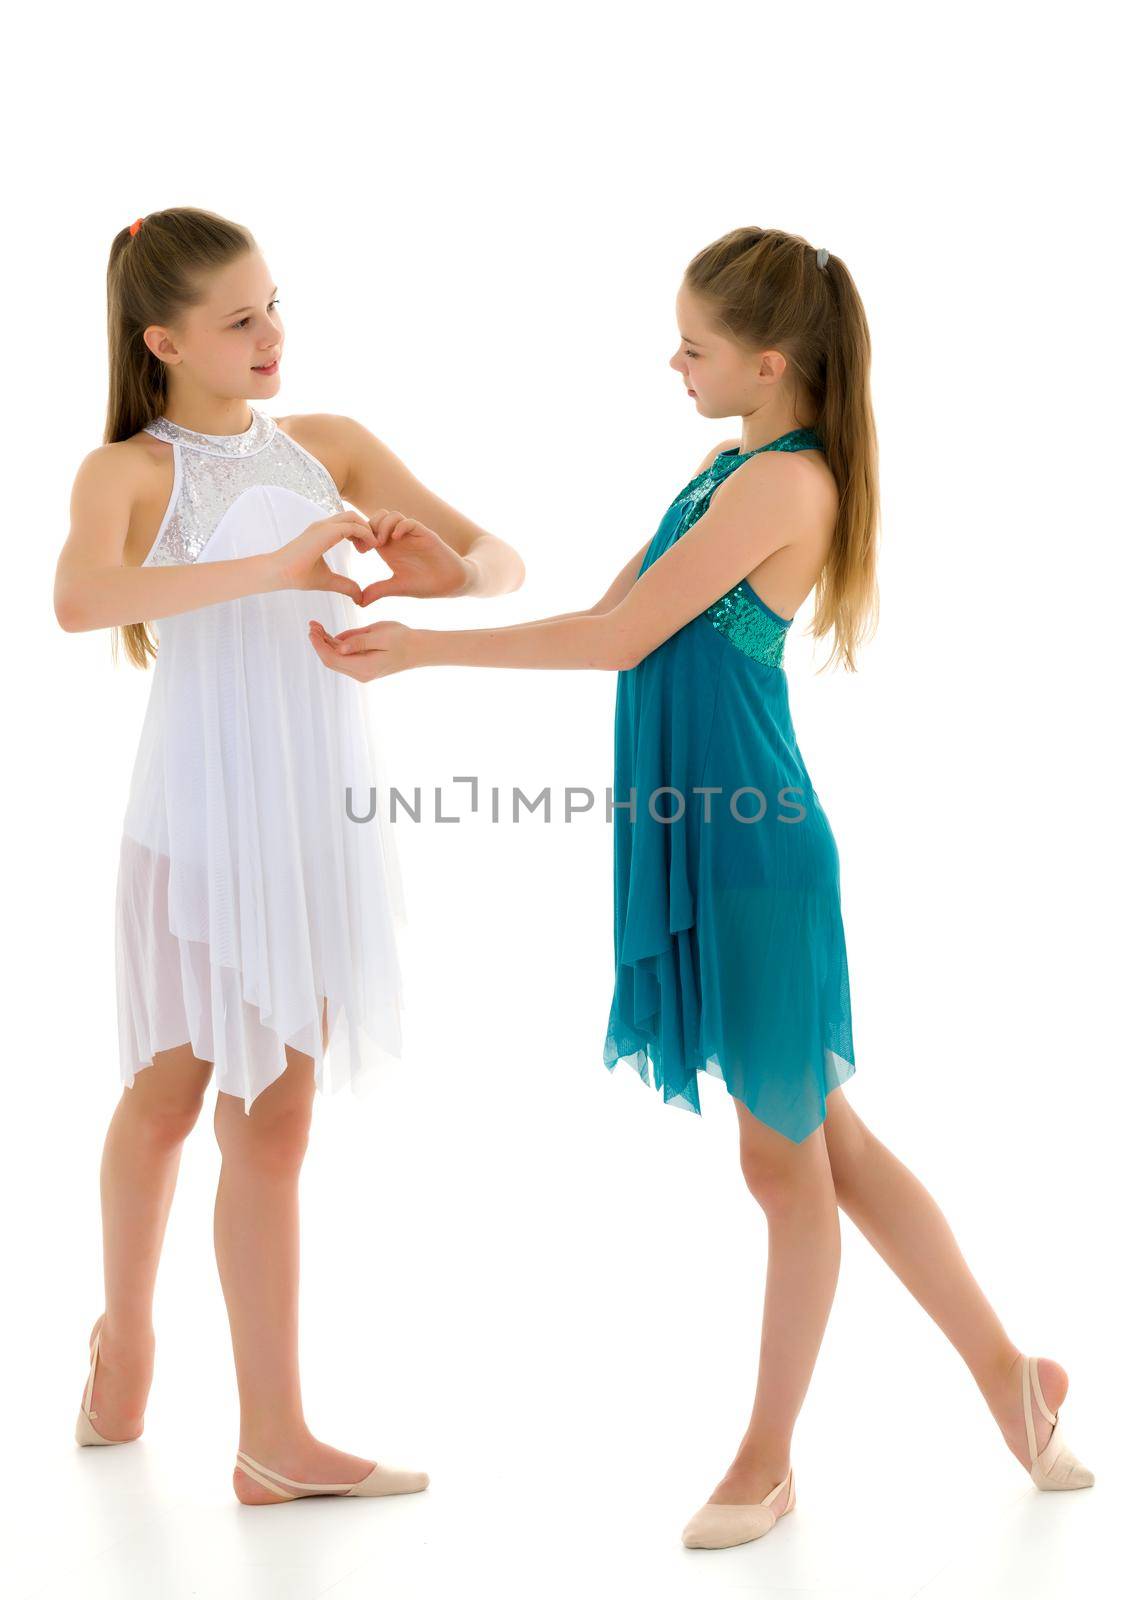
[311,226,1094,1548]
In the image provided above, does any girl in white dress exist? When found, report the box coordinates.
[55,206,524,1503]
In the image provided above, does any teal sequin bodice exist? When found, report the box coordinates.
[663,425,820,668]
[705,577,791,668]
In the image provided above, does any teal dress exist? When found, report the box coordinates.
[603,427,856,1143]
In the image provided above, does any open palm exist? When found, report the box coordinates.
[359,510,471,605]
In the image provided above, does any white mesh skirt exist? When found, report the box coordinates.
[115,482,406,1113]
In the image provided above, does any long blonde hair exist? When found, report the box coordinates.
[105,206,257,668]
[684,227,880,672]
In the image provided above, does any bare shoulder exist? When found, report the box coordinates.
[70,434,155,500]
[734,441,838,530]
[273,411,361,494]
[707,445,839,619]
[277,412,428,514]
[73,430,178,526]
[62,436,163,569]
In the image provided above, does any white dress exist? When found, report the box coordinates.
[115,406,405,1112]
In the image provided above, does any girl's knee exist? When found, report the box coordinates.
[737,1115,834,1213]
[122,1054,211,1143]
[128,1095,205,1147]
[740,1151,810,1212]
[214,1081,314,1173]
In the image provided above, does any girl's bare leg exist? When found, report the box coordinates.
[213,1016,376,1505]
[820,1086,1067,1471]
[702,1100,841,1511]
[82,1045,212,1438]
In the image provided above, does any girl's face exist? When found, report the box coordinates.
[145,250,285,399]
[669,283,788,419]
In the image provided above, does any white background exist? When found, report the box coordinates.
[2,2,1138,1595]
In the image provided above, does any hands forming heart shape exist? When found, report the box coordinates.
[355,509,474,606]
[287,507,473,678]
[277,509,473,606]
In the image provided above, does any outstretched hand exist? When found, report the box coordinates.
[357,510,473,605]
[307,618,417,680]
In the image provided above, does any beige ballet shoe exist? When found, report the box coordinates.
[681,1465,795,1550]
[1020,1355,1094,1490]
[76,1322,138,1447]
[235,1448,430,1502]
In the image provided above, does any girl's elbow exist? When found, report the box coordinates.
[610,641,645,672]
[600,619,644,671]
[54,590,86,632]
[54,584,104,633]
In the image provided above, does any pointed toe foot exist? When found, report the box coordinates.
[1029,1425,1096,1491]
[681,1504,776,1550]
[1033,1456,1096,1491]
[349,1463,430,1497]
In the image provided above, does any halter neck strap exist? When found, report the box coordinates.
[143,407,276,456]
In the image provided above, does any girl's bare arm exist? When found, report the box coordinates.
[320,415,526,597]
[54,444,370,632]
[472,536,654,633]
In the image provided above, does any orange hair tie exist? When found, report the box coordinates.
[129,217,144,237]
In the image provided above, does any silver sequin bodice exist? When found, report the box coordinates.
[141,407,344,566]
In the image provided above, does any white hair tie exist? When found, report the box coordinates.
[816,247,830,270]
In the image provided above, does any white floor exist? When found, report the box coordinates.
[12,1345,1121,1600]
[10,1436,1121,1600]
[7,1043,1123,1600]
